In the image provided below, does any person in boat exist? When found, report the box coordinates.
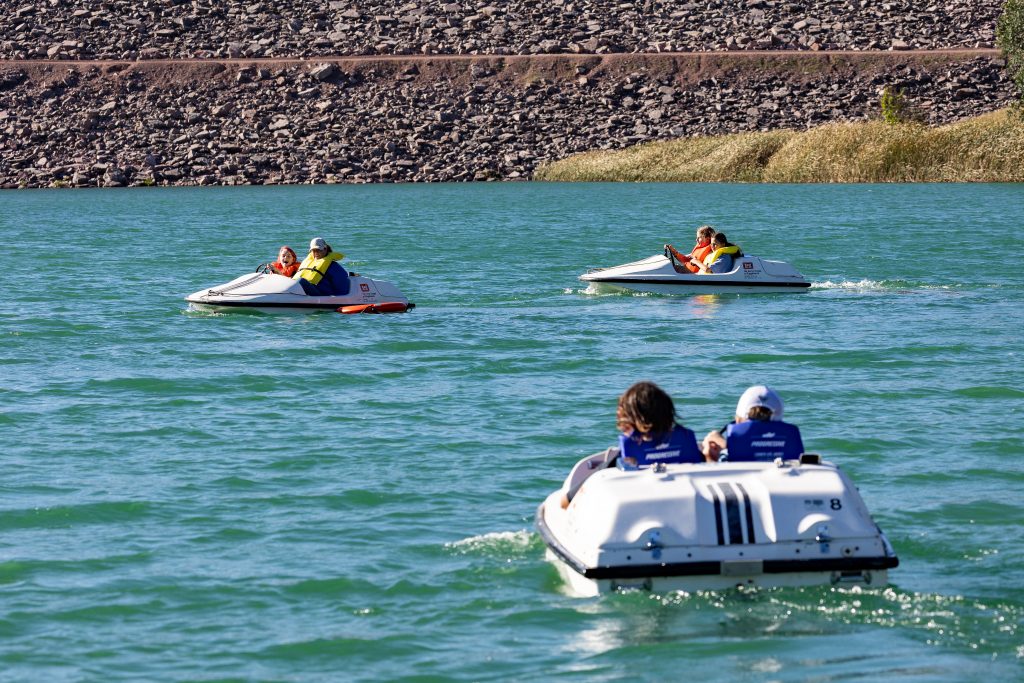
[294,237,350,296]
[702,385,805,462]
[665,224,716,274]
[560,381,703,508]
[268,245,299,277]
[691,232,741,274]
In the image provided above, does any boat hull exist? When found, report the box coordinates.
[537,458,897,596]
[185,272,412,313]
[544,548,891,597]
[581,254,811,294]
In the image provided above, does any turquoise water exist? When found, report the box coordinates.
[2,183,1022,681]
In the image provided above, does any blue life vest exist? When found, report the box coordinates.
[725,420,804,462]
[298,261,350,296]
[708,253,734,273]
[618,424,702,467]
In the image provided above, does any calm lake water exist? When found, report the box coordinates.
[1,183,1022,681]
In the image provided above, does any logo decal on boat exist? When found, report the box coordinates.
[360,283,370,292]
[743,262,754,270]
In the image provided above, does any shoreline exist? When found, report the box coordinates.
[535,109,1024,183]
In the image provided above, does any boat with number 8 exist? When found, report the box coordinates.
[536,452,898,596]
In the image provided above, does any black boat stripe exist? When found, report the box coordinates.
[581,555,900,580]
[591,278,811,288]
[736,482,757,544]
[709,484,725,546]
[719,482,744,545]
[188,300,414,310]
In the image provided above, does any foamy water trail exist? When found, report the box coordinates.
[446,530,536,556]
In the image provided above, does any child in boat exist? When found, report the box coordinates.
[665,224,716,273]
[616,381,704,468]
[560,382,703,508]
[702,385,804,462]
[268,246,299,277]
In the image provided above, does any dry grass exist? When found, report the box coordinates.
[534,108,1024,183]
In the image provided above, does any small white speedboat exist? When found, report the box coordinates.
[185,267,414,313]
[580,252,811,294]
[537,452,898,596]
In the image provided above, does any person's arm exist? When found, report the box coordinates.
[665,244,690,263]
[702,430,726,461]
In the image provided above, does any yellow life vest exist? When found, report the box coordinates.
[704,245,740,267]
[294,250,345,285]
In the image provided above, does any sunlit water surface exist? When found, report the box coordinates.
[1,183,1022,681]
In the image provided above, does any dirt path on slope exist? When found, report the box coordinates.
[0,48,1001,68]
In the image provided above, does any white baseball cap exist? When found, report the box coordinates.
[310,237,327,251]
[735,385,784,421]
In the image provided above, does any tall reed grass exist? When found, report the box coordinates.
[534,109,1024,183]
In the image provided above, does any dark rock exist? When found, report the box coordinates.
[309,63,337,81]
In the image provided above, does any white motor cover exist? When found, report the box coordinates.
[549,460,890,571]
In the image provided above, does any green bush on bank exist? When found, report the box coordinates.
[534,109,1024,183]
[997,0,1024,106]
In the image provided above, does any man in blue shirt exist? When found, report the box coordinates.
[702,385,804,462]
[690,232,741,274]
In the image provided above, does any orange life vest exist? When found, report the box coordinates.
[271,261,299,277]
[685,242,714,273]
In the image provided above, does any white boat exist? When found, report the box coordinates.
[580,252,811,294]
[537,452,898,596]
[185,267,414,313]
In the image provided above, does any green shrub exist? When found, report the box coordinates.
[997,0,1024,107]
[880,87,910,124]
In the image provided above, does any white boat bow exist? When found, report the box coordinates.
[581,252,811,294]
[185,269,414,312]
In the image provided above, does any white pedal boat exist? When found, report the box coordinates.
[185,268,414,313]
[580,253,811,294]
[537,452,898,596]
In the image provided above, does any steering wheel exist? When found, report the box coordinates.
[256,263,273,274]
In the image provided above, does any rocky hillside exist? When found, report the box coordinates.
[0,0,1014,187]
[0,54,1012,188]
[2,0,1002,60]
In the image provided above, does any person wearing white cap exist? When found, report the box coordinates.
[294,237,349,296]
[701,385,804,462]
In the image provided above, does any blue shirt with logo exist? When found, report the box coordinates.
[724,420,804,461]
[618,424,703,467]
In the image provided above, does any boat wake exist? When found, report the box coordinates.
[811,279,959,293]
[445,530,536,557]
[567,284,656,297]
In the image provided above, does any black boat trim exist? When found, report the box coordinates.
[578,555,900,580]
[720,482,744,545]
[188,299,415,311]
[537,504,899,580]
[736,482,757,545]
[591,277,811,288]
[709,484,725,546]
